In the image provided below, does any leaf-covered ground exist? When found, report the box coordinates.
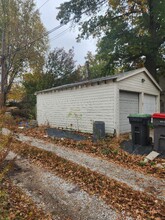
[0,137,52,220]
[0,180,52,220]
[17,126,165,179]
[8,138,165,220]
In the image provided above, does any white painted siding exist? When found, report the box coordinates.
[37,82,115,133]
[117,72,160,95]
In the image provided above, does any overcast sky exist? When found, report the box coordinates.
[35,0,97,66]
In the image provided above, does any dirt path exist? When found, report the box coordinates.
[6,152,126,220]
[16,133,165,201]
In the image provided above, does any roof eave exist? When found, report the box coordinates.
[35,75,118,95]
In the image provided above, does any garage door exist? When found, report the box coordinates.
[119,91,139,133]
[143,94,156,114]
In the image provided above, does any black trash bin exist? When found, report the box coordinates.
[128,114,151,146]
[93,121,105,141]
[152,113,165,153]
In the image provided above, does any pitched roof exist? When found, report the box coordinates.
[35,67,161,95]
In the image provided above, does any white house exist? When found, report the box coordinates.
[36,67,161,136]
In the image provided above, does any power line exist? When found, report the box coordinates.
[49,27,71,41]
[36,0,50,11]
[47,23,66,35]
[49,14,90,42]
[35,0,107,37]
[14,0,107,53]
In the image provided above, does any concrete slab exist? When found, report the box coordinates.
[145,151,160,161]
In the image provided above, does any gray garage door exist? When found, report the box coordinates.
[143,94,156,114]
[119,91,139,133]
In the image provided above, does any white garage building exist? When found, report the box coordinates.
[36,67,161,136]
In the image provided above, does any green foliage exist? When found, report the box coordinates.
[101,148,111,155]
[57,0,165,78]
[112,149,119,155]
[46,47,81,86]
[150,161,156,166]
[148,123,154,129]
[22,72,54,118]
[23,47,82,117]
[75,51,110,79]
[85,51,108,78]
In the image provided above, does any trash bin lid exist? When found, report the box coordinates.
[152,113,165,119]
[128,114,151,118]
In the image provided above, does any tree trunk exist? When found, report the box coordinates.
[0,92,7,108]
[0,30,7,108]
[0,60,7,108]
[144,55,157,80]
[142,0,157,80]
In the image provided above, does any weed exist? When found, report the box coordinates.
[91,148,97,153]
[139,161,147,167]
[150,161,156,166]
[101,148,111,155]
[77,143,84,150]
[112,149,119,155]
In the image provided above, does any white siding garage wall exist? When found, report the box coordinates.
[36,68,161,136]
[37,81,116,133]
[119,91,139,133]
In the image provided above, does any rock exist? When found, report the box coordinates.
[2,128,12,136]
[5,111,12,116]
[155,163,165,169]
[5,151,18,160]
[155,164,164,169]
[145,151,159,161]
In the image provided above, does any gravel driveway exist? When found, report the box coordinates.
[7,152,129,220]
[16,133,165,201]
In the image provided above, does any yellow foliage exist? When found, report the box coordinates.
[109,0,120,9]
[109,0,148,13]
[8,84,25,102]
